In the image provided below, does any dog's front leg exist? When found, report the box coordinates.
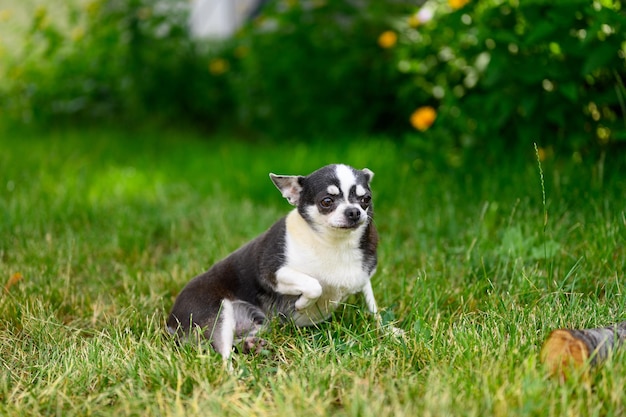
[361,281,405,337]
[361,281,378,314]
[275,266,322,310]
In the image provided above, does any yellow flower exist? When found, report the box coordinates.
[208,58,229,75]
[448,0,470,10]
[85,0,101,17]
[409,8,434,27]
[410,106,437,131]
[34,6,47,20]
[234,46,249,59]
[0,9,13,22]
[71,27,85,42]
[33,6,49,30]
[378,31,397,49]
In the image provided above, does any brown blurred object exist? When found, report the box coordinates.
[4,272,23,293]
[541,322,626,378]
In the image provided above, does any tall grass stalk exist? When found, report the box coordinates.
[534,142,553,282]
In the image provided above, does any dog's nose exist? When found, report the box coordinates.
[345,207,361,221]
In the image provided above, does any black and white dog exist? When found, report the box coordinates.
[167,164,395,359]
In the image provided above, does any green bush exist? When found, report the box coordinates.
[2,0,625,158]
[1,0,231,126]
[393,0,626,157]
[0,0,412,134]
[219,0,413,137]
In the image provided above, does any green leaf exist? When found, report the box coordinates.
[525,21,557,46]
[559,83,579,102]
[582,43,618,75]
[612,130,626,141]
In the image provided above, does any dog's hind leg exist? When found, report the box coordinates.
[209,299,237,360]
[231,300,268,354]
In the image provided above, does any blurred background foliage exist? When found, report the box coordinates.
[1,0,625,159]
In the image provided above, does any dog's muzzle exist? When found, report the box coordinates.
[343,207,364,228]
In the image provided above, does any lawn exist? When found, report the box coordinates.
[1,126,625,416]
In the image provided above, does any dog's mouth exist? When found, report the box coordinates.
[324,205,368,230]
[333,219,366,230]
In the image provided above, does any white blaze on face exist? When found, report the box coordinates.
[317,164,365,229]
[335,164,357,200]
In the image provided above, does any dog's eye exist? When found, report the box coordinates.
[360,195,371,208]
[319,197,334,209]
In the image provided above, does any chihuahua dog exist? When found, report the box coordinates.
[167,164,389,359]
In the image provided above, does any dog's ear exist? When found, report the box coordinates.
[269,174,303,206]
[362,168,374,184]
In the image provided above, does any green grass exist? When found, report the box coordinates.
[1,126,625,416]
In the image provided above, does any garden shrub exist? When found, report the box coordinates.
[1,0,232,127]
[0,0,413,134]
[393,0,626,157]
[1,0,625,159]
[220,0,414,137]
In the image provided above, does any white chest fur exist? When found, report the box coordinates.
[281,210,372,326]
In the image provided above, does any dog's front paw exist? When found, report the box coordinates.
[375,313,405,338]
[294,294,319,311]
[387,325,405,338]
